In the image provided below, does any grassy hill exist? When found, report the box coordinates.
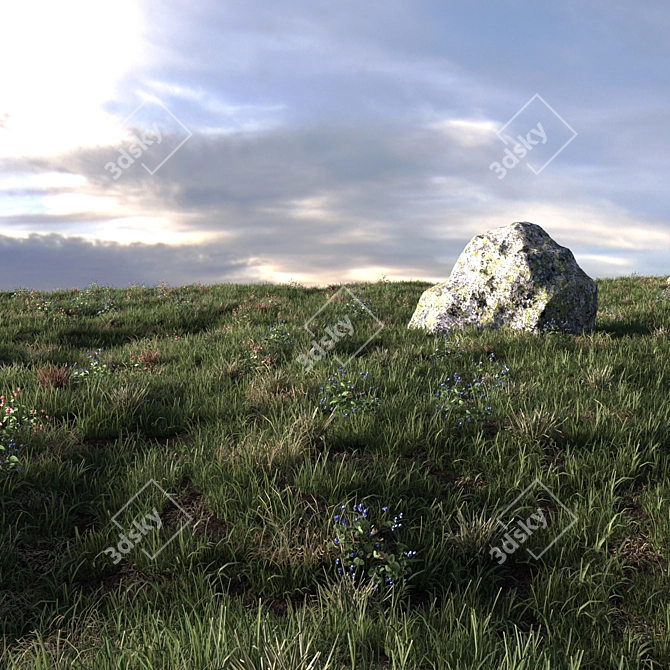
[0,275,669,669]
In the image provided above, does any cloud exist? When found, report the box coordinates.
[0,1,668,290]
[0,233,256,291]
[2,111,669,290]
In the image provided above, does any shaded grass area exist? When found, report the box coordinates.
[0,275,669,668]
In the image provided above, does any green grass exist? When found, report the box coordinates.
[0,275,669,669]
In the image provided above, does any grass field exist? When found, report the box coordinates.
[0,275,669,669]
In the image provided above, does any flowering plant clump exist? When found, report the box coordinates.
[319,368,380,417]
[0,436,23,473]
[0,388,49,438]
[11,289,58,314]
[48,305,77,322]
[152,280,171,300]
[345,296,377,320]
[236,340,277,375]
[125,349,161,372]
[435,353,510,427]
[331,503,419,592]
[70,349,117,381]
[68,282,117,316]
[540,318,574,342]
[171,290,193,306]
[11,290,75,321]
[261,320,294,352]
[232,291,282,325]
[122,283,150,302]
[151,281,193,306]
[654,287,670,303]
[35,299,63,317]
[430,334,467,362]
[11,285,117,319]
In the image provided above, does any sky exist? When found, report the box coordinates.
[1,0,669,290]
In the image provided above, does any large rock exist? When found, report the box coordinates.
[408,221,597,335]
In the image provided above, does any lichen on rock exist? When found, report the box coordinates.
[408,221,597,335]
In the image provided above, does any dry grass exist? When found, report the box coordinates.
[104,383,150,421]
[220,408,334,472]
[445,506,498,560]
[505,405,566,447]
[247,369,305,412]
[580,363,615,390]
[130,349,161,370]
[35,363,72,390]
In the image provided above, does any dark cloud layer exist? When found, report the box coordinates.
[0,233,253,291]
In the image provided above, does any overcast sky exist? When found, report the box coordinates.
[1,0,668,290]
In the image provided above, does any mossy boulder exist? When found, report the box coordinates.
[408,221,597,335]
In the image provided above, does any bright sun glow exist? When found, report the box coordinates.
[0,0,145,158]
